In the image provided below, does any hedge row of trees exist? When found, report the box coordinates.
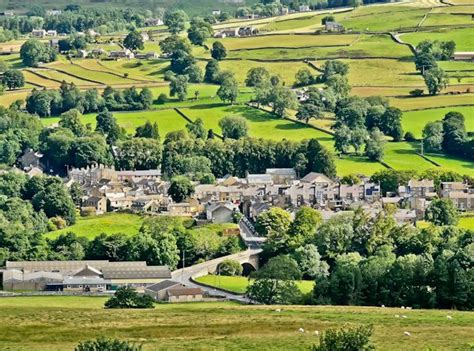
[26,83,153,117]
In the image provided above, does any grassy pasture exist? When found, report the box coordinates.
[213,34,359,51]
[33,68,100,86]
[337,6,428,31]
[261,14,325,32]
[425,153,474,175]
[402,106,474,138]
[401,28,474,52]
[390,93,474,110]
[23,70,61,88]
[459,215,474,230]
[42,108,189,135]
[421,13,474,27]
[99,59,170,81]
[210,60,313,86]
[226,34,413,60]
[49,61,141,85]
[337,58,422,87]
[0,297,473,351]
[195,275,314,294]
[383,142,436,171]
[0,91,28,106]
[45,213,144,239]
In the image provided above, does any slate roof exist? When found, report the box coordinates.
[145,280,181,292]
[101,266,171,279]
[166,287,203,297]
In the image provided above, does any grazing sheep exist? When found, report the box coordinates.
[314,330,320,336]
[381,304,385,308]
[402,315,407,319]
[275,308,281,313]
[395,314,400,318]
[406,307,412,310]
[404,331,411,336]
[299,328,305,333]
[401,306,405,309]
[447,315,453,320]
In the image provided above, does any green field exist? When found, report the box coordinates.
[45,213,144,239]
[401,28,474,52]
[390,93,474,111]
[195,275,314,294]
[402,106,474,138]
[0,297,472,351]
[425,153,474,175]
[459,215,474,230]
[383,142,435,171]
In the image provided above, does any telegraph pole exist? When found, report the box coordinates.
[181,249,185,284]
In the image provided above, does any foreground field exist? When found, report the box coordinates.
[0,297,472,351]
[45,213,144,239]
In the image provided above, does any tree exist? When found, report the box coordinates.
[164,10,188,34]
[20,39,56,67]
[217,75,239,104]
[270,86,297,117]
[169,75,189,101]
[245,67,270,87]
[218,259,243,276]
[423,67,448,95]
[204,59,220,83]
[59,109,85,137]
[321,60,349,81]
[159,35,192,57]
[295,68,315,86]
[365,128,386,162]
[296,103,324,124]
[382,107,403,141]
[288,207,322,249]
[95,110,121,143]
[423,121,443,152]
[211,41,227,60]
[247,255,302,305]
[425,198,459,226]
[292,244,329,280]
[257,208,292,254]
[218,115,248,139]
[351,128,368,155]
[184,64,203,83]
[334,125,352,154]
[321,15,335,25]
[326,74,351,98]
[135,121,160,140]
[75,337,143,351]
[104,286,154,309]
[1,69,25,90]
[168,176,194,202]
[311,325,374,351]
[123,30,144,51]
[187,18,213,46]
[186,118,207,139]
[442,111,467,155]
[115,138,162,170]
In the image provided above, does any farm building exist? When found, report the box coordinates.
[238,26,259,36]
[2,260,172,292]
[145,18,163,26]
[166,287,204,303]
[206,202,239,223]
[135,52,159,60]
[31,29,46,38]
[453,52,474,61]
[144,280,183,301]
[325,21,344,32]
[109,49,135,59]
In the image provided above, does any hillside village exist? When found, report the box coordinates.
[0,0,472,349]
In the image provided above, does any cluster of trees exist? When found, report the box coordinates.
[161,130,336,179]
[105,286,154,309]
[240,0,366,16]
[333,96,403,161]
[0,5,153,35]
[26,83,153,117]
[249,204,473,310]
[58,33,92,53]
[76,337,143,351]
[422,111,474,161]
[414,40,454,96]
[1,69,25,90]
[20,39,57,67]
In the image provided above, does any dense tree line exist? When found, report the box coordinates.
[161,130,336,179]
[0,6,152,35]
[250,204,473,310]
[422,111,474,161]
[26,83,153,117]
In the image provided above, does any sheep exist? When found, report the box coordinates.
[395,314,400,318]
[274,308,281,313]
[406,307,412,310]
[401,306,405,309]
[298,328,305,333]
[404,331,411,336]
[381,304,385,308]
[314,330,320,336]
[402,315,407,319]
[447,315,453,320]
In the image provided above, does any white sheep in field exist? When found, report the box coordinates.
[402,315,407,319]
[314,330,320,336]
[401,306,405,309]
[406,307,412,310]
[299,328,305,333]
[395,314,400,318]
[381,304,385,308]
[274,308,281,313]
[447,315,453,320]
[404,331,411,336]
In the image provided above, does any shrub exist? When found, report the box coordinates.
[312,325,374,351]
[75,337,143,351]
[218,259,243,276]
[104,287,155,309]
[404,131,416,141]
[156,93,169,105]
[409,89,424,97]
